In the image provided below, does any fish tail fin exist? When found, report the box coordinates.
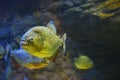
[61,33,67,56]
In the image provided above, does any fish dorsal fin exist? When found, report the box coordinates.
[47,20,57,34]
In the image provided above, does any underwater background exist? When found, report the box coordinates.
[0,0,120,80]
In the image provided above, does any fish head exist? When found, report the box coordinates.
[20,30,43,52]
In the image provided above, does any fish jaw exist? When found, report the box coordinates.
[20,40,28,46]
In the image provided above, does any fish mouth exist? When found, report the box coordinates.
[20,40,28,46]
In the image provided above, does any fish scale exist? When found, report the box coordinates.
[20,21,67,59]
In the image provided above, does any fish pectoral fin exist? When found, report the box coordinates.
[61,33,67,56]
[47,20,57,34]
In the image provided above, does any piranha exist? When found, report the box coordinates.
[20,21,66,59]
[11,49,50,70]
[74,54,93,70]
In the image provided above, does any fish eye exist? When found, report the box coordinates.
[30,37,33,41]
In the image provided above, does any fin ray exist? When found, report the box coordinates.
[61,33,67,55]
[47,20,57,33]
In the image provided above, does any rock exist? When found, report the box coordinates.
[0,25,11,47]
[10,15,43,37]
[64,0,74,7]
[72,0,82,4]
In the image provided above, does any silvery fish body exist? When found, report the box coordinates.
[11,49,50,70]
